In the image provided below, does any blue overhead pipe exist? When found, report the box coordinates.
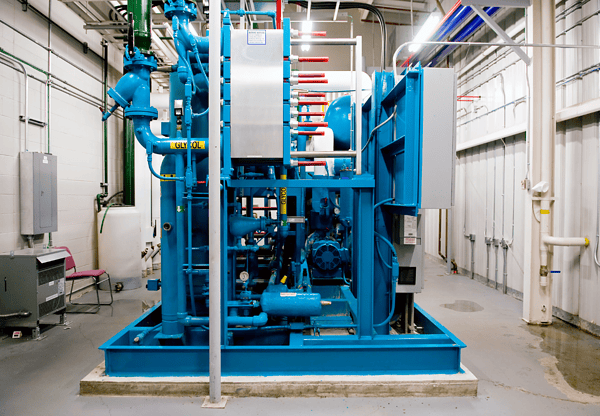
[428,7,500,67]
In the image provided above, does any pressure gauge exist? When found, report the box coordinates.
[334,207,341,215]
[239,271,250,282]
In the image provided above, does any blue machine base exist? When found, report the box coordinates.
[100,303,465,377]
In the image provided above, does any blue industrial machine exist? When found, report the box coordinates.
[100,0,462,376]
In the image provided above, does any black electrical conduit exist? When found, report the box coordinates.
[288,1,387,69]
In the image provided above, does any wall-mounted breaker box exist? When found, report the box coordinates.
[20,152,57,235]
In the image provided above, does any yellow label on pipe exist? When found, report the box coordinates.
[169,140,206,150]
[280,174,287,216]
[160,173,176,182]
[540,209,550,214]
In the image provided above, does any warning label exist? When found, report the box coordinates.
[169,141,206,150]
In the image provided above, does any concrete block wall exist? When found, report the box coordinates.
[0,0,124,279]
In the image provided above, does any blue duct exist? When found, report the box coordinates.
[428,7,500,67]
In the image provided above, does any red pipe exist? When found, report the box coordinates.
[298,73,325,78]
[298,57,329,63]
[276,0,282,29]
[296,131,325,136]
[400,0,462,68]
[297,111,325,116]
[297,100,328,106]
[242,207,277,210]
[299,31,327,37]
[298,79,328,84]
[299,92,326,98]
[298,161,326,166]
[298,122,328,127]
[458,95,481,98]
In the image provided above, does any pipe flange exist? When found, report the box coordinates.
[164,1,198,21]
[125,106,159,120]
[123,46,158,72]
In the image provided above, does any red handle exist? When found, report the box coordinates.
[297,100,329,106]
[298,73,325,78]
[298,31,327,37]
[298,57,329,63]
[297,112,325,116]
[296,131,325,136]
[298,122,328,127]
[299,92,326,98]
[298,79,328,84]
[298,161,326,166]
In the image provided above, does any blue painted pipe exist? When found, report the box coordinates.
[428,7,500,67]
[229,216,270,237]
[182,312,268,327]
[260,290,322,317]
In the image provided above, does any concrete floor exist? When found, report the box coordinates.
[1,257,600,415]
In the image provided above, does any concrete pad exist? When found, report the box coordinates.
[80,362,478,398]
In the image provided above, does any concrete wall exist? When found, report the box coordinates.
[423,1,600,332]
[0,0,124,277]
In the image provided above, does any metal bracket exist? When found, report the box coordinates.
[471,5,531,66]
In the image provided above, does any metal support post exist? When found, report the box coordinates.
[204,0,226,407]
[355,36,362,175]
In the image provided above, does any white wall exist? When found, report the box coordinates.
[423,2,600,332]
[0,0,123,274]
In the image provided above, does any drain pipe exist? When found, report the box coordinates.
[485,143,491,286]
[208,0,222,405]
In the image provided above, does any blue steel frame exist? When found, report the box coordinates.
[99,1,465,377]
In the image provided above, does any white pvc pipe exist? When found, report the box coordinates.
[543,236,589,247]
[208,0,222,404]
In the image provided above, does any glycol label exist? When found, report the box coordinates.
[169,141,206,150]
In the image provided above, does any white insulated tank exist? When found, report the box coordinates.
[97,206,142,290]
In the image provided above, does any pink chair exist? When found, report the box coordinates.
[55,246,113,313]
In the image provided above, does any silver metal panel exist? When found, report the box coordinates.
[420,68,456,209]
[37,249,69,263]
[20,152,58,235]
[230,29,283,159]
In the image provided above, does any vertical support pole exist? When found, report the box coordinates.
[355,188,374,338]
[355,36,362,175]
[523,0,554,324]
[208,0,223,404]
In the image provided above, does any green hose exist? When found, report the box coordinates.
[99,203,115,234]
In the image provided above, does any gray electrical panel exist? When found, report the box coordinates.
[421,68,456,209]
[0,248,68,328]
[20,152,58,235]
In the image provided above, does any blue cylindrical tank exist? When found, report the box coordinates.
[324,95,352,150]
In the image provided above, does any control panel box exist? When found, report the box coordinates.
[20,152,58,235]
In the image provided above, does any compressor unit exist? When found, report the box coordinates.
[100,0,462,377]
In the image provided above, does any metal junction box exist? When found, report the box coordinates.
[0,248,68,328]
[20,152,58,235]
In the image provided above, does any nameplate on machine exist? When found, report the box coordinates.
[169,141,206,150]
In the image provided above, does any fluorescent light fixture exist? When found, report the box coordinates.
[409,12,441,53]
[301,21,312,52]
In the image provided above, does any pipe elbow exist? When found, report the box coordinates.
[132,120,161,151]
[109,72,146,108]
[252,312,268,327]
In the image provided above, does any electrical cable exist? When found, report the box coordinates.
[373,231,398,328]
[289,1,387,69]
[362,109,396,152]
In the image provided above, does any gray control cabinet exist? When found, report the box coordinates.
[0,248,68,328]
[20,152,58,235]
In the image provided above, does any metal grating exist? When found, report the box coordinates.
[38,296,65,317]
[38,264,64,286]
